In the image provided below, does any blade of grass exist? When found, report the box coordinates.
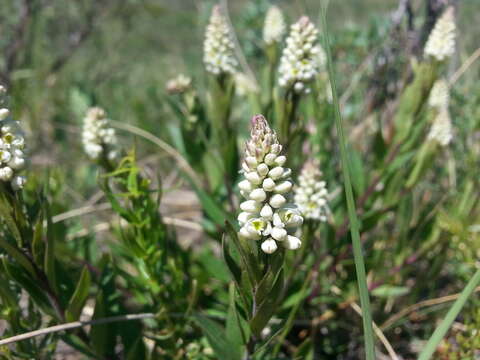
[319,2,375,359]
[418,267,480,360]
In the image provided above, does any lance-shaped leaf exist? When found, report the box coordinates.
[65,266,91,322]
[250,269,284,337]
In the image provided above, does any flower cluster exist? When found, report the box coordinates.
[203,5,238,76]
[427,79,452,146]
[278,16,321,93]
[263,5,286,45]
[234,72,259,96]
[424,6,456,62]
[82,107,118,161]
[238,115,303,254]
[428,78,449,109]
[0,86,27,190]
[166,74,192,94]
[294,161,329,221]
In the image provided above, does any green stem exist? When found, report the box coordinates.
[319,3,375,360]
[418,268,480,360]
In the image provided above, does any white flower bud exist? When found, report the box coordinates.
[238,211,253,226]
[270,194,286,208]
[268,166,284,180]
[261,238,278,254]
[245,172,262,184]
[262,178,276,191]
[264,153,277,165]
[274,180,292,194]
[271,227,287,241]
[11,175,26,190]
[0,108,9,121]
[245,156,257,168]
[274,155,286,166]
[0,166,13,181]
[257,163,269,176]
[8,156,25,170]
[238,179,253,192]
[250,188,267,202]
[284,235,302,250]
[260,204,273,219]
[240,200,261,213]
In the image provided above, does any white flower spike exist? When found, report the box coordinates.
[82,107,118,161]
[294,161,330,221]
[278,16,323,94]
[427,79,453,147]
[0,86,27,190]
[238,115,303,254]
[424,7,456,62]
[263,6,286,45]
[203,5,238,76]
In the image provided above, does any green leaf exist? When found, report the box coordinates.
[348,146,366,195]
[255,250,284,306]
[32,210,45,267]
[65,266,91,322]
[0,192,22,244]
[0,237,36,277]
[2,258,53,316]
[43,198,57,293]
[371,285,409,298]
[250,269,284,337]
[224,221,261,286]
[226,284,246,360]
[222,236,242,285]
[193,314,238,360]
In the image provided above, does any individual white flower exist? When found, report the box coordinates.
[428,79,449,109]
[82,107,118,161]
[424,6,456,62]
[278,16,322,93]
[263,6,286,45]
[294,161,330,221]
[237,115,303,254]
[427,107,452,146]
[166,74,192,94]
[203,5,238,75]
[0,87,27,190]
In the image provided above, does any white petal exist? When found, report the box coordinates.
[284,235,302,250]
[261,239,278,254]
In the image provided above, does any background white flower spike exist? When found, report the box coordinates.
[0,86,27,190]
[82,107,119,161]
[278,16,322,94]
[427,78,453,147]
[424,6,456,62]
[238,114,303,254]
[294,160,330,221]
[203,5,238,76]
[263,5,286,45]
